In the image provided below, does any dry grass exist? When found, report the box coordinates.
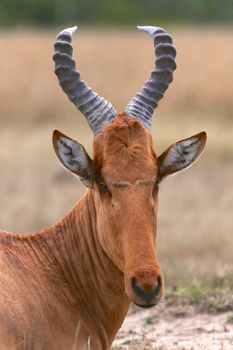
[0,27,232,289]
[0,27,233,125]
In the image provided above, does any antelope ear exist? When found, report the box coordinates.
[157,131,207,182]
[52,130,95,188]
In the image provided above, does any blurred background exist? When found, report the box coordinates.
[0,0,232,292]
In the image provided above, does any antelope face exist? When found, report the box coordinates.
[93,115,163,307]
[53,114,206,308]
[52,25,207,308]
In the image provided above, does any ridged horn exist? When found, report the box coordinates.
[125,26,177,130]
[53,26,117,135]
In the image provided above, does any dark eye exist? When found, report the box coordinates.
[98,179,109,193]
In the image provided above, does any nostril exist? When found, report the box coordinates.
[131,276,161,303]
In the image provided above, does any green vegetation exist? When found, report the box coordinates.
[165,281,233,315]
[227,313,233,324]
[143,315,156,326]
[0,0,232,27]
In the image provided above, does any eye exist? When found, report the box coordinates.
[97,179,109,193]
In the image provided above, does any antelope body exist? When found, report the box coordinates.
[0,26,206,350]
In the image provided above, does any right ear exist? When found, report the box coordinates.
[52,130,95,188]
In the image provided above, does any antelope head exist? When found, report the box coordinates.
[52,26,206,308]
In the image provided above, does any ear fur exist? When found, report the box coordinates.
[157,131,207,182]
[52,130,95,188]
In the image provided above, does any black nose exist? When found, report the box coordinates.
[131,276,161,304]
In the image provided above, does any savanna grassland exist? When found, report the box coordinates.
[0,27,233,349]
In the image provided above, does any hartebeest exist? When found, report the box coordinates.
[0,26,206,350]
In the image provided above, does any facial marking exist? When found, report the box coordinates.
[110,179,155,189]
[138,180,155,187]
[112,183,130,189]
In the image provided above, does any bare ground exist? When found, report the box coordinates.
[112,290,233,350]
[113,309,233,350]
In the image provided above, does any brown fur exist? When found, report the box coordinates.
[0,193,129,349]
[0,114,166,349]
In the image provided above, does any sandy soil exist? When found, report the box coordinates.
[113,309,233,350]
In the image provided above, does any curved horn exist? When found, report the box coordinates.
[125,26,177,130]
[53,26,117,135]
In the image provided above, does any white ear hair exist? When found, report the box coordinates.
[57,137,90,173]
[157,132,207,181]
[53,130,95,188]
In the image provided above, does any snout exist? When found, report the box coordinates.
[132,275,161,305]
[126,270,164,308]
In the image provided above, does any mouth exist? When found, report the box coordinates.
[134,302,156,309]
[133,296,165,310]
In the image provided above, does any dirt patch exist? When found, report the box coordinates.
[112,290,233,349]
[113,310,233,350]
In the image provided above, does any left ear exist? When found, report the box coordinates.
[52,130,95,188]
[157,131,207,182]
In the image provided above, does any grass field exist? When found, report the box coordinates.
[0,26,232,293]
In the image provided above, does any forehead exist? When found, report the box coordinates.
[93,116,157,183]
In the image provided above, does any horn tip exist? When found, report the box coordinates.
[137,25,162,37]
[58,25,78,38]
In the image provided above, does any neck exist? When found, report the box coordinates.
[22,190,129,349]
